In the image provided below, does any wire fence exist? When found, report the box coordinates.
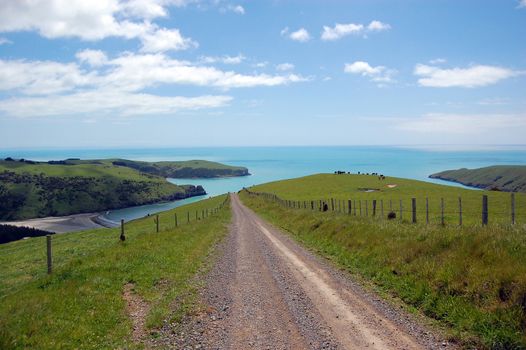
[244,189,525,227]
[3,195,231,278]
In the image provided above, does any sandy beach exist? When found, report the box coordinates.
[0,213,118,233]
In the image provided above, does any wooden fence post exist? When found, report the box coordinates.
[120,219,125,241]
[411,198,416,223]
[372,200,377,217]
[511,193,515,225]
[380,199,384,218]
[399,200,403,221]
[348,200,352,215]
[359,200,362,216]
[175,213,178,227]
[365,200,368,216]
[482,195,488,226]
[459,197,462,226]
[426,197,429,224]
[156,214,159,232]
[46,234,52,274]
[441,198,445,226]
[331,198,335,211]
[187,211,190,223]
[353,200,357,216]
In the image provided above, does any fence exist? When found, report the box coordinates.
[45,195,230,274]
[243,189,524,228]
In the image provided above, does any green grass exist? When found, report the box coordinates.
[240,174,526,349]
[250,173,526,226]
[430,165,526,193]
[65,158,249,178]
[0,194,230,349]
[0,160,199,220]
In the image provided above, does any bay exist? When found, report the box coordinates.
[2,146,525,223]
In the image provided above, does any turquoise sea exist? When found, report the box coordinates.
[2,146,526,222]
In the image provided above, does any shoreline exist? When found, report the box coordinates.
[0,212,119,234]
[429,175,488,191]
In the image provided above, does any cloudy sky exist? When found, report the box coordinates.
[0,0,525,148]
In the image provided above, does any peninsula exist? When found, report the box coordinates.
[430,165,526,192]
[0,158,249,221]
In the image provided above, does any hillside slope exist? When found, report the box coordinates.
[0,160,205,220]
[0,195,230,349]
[430,165,526,192]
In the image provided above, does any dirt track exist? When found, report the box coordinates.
[158,193,452,349]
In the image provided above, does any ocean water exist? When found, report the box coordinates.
[2,146,526,222]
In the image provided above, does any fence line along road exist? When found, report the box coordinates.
[45,194,230,275]
[244,189,523,227]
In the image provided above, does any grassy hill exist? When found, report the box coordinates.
[430,165,526,192]
[0,195,230,349]
[0,159,206,220]
[108,159,250,178]
[240,174,526,348]
[248,173,525,226]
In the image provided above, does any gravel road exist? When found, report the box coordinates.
[158,193,453,349]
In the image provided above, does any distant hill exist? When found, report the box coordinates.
[430,165,526,192]
[0,158,244,220]
[108,159,250,178]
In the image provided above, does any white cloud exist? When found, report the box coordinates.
[321,20,390,41]
[0,37,12,45]
[76,49,108,66]
[0,53,307,95]
[0,0,196,52]
[394,113,526,134]
[101,53,307,90]
[0,51,308,118]
[414,63,522,88]
[518,0,526,8]
[253,61,268,68]
[366,20,391,32]
[139,26,197,52]
[321,23,363,41]
[289,28,311,42]
[230,5,245,14]
[199,54,246,65]
[218,4,245,14]
[344,61,395,84]
[276,63,294,71]
[0,91,232,118]
[429,58,447,65]
[0,59,96,95]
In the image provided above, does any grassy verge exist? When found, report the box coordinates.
[239,184,526,349]
[0,195,230,349]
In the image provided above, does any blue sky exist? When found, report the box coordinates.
[0,0,525,149]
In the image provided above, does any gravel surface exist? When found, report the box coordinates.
[154,194,457,349]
